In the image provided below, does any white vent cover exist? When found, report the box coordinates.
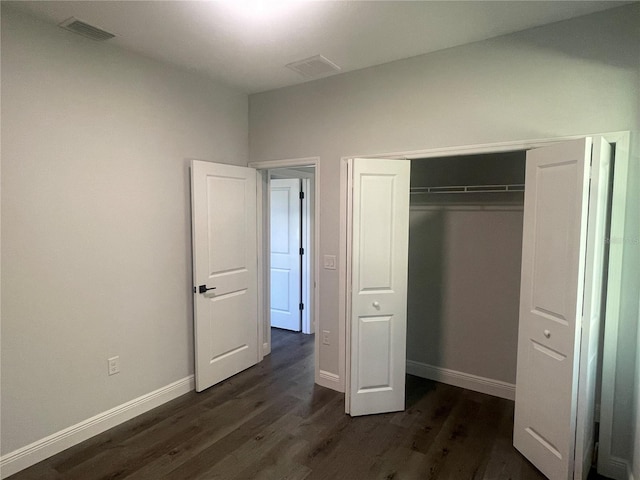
[59,17,115,41]
[286,55,341,78]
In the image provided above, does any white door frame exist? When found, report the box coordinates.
[338,131,630,474]
[250,157,321,385]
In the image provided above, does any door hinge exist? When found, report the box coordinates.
[299,191,305,200]
[299,303,304,310]
[300,247,304,255]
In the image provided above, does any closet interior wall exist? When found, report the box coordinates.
[407,152,526,392]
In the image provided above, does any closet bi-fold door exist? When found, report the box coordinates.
[347,158,410,416]
[514,137,611,479]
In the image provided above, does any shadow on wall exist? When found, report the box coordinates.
[406,209,446,377]
[507,3,640,70]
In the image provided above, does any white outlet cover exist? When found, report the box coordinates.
[108,356,120,375]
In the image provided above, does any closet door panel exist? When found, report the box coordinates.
[348,158,410,417]
[514,138,592,480]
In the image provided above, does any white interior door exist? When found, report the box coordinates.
[191,160,258,392]
[574,138,612,480]
[514,138,598,479]
[270,178,302,331]
[348,158,410,416]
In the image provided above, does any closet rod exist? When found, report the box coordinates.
[410,184,525,195]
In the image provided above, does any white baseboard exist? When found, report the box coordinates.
[317,369,342,391]
[597,455,629,480]
[0,375,194,479]
[406,360,516,401]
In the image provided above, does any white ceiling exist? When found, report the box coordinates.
[8,1,631,94]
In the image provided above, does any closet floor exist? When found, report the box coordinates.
[8,329,605,480]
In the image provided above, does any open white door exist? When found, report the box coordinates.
[191,160,258,392]
[574,138,612,480]
[348,158,410,416]
[514,137,610,479]
[270,178,302,331]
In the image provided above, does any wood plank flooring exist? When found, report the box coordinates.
[7,329,603,479]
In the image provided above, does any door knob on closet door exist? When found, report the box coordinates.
[543,329,551,339]
[372,301,380,309]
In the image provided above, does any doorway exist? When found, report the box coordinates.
[269,167,315,334]
[406,151,526,400]
[250,157,321,386]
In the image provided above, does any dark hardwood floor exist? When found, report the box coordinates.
[8,329,607,479]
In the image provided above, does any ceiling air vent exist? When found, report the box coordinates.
[286,55,341,79]
[59,17,115,41]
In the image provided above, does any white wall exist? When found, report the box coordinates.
[632,237,640,480]
[249,2,640,464]
[632,304,640,479]
[407,206,523,384]
[1,6,248,456]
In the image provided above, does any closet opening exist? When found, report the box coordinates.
[405,151,527,401]
[343,133,626,477]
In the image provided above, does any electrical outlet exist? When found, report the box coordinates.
[108,356,120,376]
[322,330,330,345]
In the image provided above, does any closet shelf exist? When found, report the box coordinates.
[410,184,525,195]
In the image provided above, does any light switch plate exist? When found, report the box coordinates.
[323,255,337,270]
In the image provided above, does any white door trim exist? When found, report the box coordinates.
[250,157,322,387]
[338,132,630,467]
[343,131,629,160]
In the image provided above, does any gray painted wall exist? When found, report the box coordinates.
[249,3,640,464]
[635,297,640,479]
[407,205,523,384]
[407,155,525,384]
[1,7,248,454]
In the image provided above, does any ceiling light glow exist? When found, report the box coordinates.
[218,0,306,21]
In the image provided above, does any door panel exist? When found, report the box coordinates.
[270,178,301,331]
[349,158,410,417]
[191,160,258,392]
[357,316,392,390]
[574,138,612,480]
[514,138,592,479]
